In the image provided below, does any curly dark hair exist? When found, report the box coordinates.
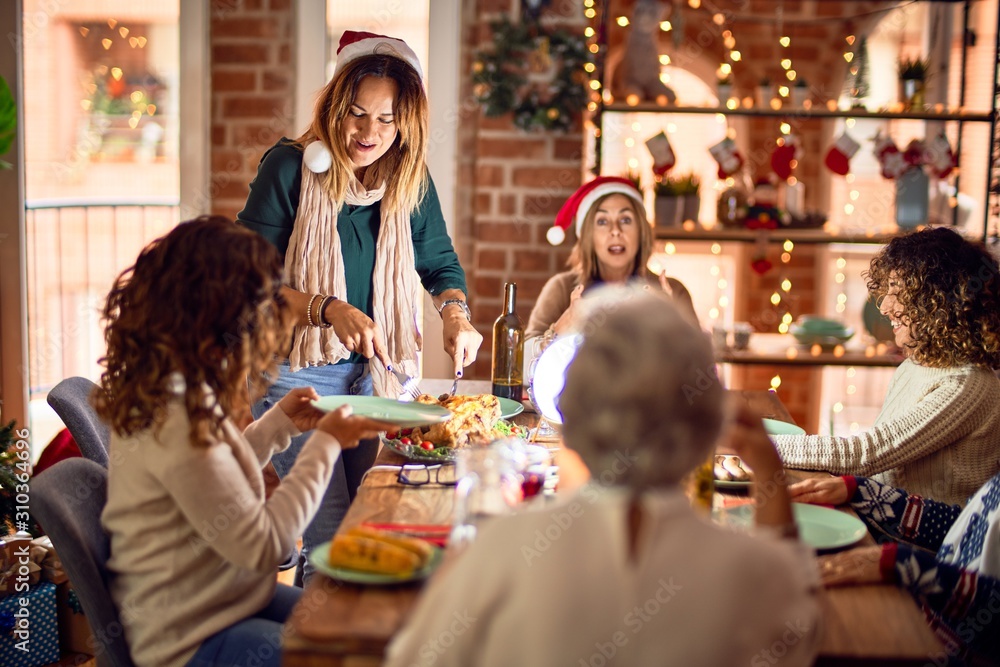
[94,216,291,447]
[865,227,1000,368]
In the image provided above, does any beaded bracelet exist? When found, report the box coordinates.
[317,295,337,328]
[306,294,321,328]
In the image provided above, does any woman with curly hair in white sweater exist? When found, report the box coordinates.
[774,227,1000,506]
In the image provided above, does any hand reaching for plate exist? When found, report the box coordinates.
[789,477,850,506]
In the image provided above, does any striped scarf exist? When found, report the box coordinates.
[283,157,421,398]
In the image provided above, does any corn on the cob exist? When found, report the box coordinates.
[345,526,433,564]
[328,533,423,576]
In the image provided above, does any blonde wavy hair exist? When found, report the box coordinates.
[294,54,428,215]
[865,227,1000,368]
[95,217,292,447]
[569,193,654,285]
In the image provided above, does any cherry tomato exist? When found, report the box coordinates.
[399,437,412,446]
[419,440,434,451]
[386,430,399,439]
[400,428,413,437]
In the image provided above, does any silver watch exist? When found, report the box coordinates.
[438,298,472,321]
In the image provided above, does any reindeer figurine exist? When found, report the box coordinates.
[612,0,677,105]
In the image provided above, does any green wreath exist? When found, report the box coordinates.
[472,17,591,132]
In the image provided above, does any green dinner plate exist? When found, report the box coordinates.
[716,504,867,551]
[497,397,524,419]
[312,395,451,428]
[309,540,443,585]
[762,417,806,436]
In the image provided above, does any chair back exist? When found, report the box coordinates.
[47,377,111,467]
[31,458,135,667]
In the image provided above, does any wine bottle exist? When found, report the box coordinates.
[491,282,524,401]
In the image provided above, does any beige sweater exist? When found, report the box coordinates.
[525,270,698,338]
[775,359,1000,506]
[385,486,820,667]
[102,386,342,667]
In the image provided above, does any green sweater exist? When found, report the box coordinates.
[238,139,467,364]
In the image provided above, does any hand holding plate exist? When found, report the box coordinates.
[316,405,396,449]
[278,386,324,432]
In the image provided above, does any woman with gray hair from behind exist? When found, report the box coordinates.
[385,287,820,667]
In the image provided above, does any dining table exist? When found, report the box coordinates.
[281,386,944,667]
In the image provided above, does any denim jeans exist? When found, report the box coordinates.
[251,362,378,585]
[186,584,301,667]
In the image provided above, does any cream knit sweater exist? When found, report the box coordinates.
[102,388,342,667]
[774,359,1000,506]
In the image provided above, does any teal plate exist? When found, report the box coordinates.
[312,395,451,428]
[717,504,867,551]
[497,397,524,419]
[762,418,806,436]
[309,540,443,585]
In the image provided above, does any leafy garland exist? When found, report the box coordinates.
[472,17,591,132]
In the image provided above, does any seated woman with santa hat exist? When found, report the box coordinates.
[525,177,699,352]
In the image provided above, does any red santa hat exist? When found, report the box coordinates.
[547,176,644,245]
[333,30,423,80]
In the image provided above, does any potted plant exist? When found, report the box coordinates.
[0,75,15,168]
[654,171,700,228]
[898,57,929,109]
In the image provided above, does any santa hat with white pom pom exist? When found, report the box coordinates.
[303,30,423,174]
[546,176,644,245]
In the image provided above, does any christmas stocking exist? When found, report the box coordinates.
[873,134,907,179]
[770,135,799,181]
[709,137,744,179]
[903,139,927,170]
[824,130,860,176]
[646,131,676,176]
[924,133,956,178]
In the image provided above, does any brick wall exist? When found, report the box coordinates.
[463,0,586,381]
[209,0,295,221]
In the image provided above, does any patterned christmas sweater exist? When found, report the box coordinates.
[846,474,1000,665]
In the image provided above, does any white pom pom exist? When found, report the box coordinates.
[546,225,566,246]
[303,141,333,173]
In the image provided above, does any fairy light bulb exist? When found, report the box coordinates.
[770,292,781,306]
[616,16,629,26]
[584,27,595,37]
[780,58,792,70]
[731,50,742,61]
[781,279,792,292]
[770,375,782,390]
[660,21,672,31]
[779,36,790,47]
[783,240,794,252]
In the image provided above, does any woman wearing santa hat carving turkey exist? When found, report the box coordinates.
[239,31,482,584]
[526,177,698,348]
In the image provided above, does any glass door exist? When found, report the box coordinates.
[22,0,181,447]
